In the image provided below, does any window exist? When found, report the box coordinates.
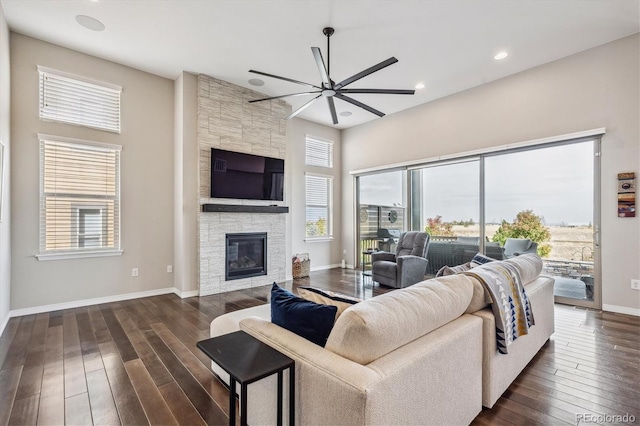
[38,66,122,133]
[305,135,334,240]
[305,137,333,168]
[77,207,105,248]
[305,174,333,239]
[38,135,122,259]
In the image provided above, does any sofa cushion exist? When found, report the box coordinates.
[325,275,474,364]
[503,253,543,285]
[270,283,337,347]
[297,287,361,318]
[462,253,543,314]
[436,262,472,277]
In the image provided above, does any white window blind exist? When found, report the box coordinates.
[39,66,122,133]
[305,174,333,238]
[39,135,121,255]
[305,137,333,168]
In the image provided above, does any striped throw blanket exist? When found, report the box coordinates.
[464,262,534,354]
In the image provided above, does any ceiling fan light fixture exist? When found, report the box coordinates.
[494,51,508,60]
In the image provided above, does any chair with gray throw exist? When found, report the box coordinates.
[504,238,538,258]
[371,231,431,288]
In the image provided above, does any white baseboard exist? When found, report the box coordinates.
[286,264,354,281]
[9,287,177,318]
[173,288,199,298]
[310,263,342,272]
[602,304,640,317]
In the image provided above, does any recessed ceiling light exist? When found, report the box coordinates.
[494,51,508,60]
[339,111,352,117]
[415,83,425,90]
[248,78,265,86]
[76,15,105,31]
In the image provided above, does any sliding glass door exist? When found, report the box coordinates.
[410,160,481,275]
[356,170,406,270]
[359,136,601,309]
[484,140,600,308]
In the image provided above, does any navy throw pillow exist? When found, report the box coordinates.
[270,283,337,347]
[470,252,496,267]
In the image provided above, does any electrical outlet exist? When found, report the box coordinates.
[631,279,640,290]
[132,268,139,277]
[167,265,173,273]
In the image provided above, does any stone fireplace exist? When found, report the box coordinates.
[197,75,291,296]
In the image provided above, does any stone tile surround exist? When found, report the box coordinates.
[199,212,286,295]
[197,75,291,296]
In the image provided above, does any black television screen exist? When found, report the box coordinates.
[210,148,284,201]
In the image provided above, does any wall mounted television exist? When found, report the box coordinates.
[210,148,284,201]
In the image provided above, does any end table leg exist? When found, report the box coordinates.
[277,371,283,426]
[241,383,248,426]
[289,365,295,426]
[229,378,236,426]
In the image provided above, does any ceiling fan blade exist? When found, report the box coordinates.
[248,91,322,103]
[327,96,338,125]
[338,88,415,95]
[286,94,322,120]
[311,47,331,88]
[334,57,398,90]
[335,93,384,117]
[249,70,322,89]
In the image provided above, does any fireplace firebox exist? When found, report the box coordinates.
[225,233,267,281]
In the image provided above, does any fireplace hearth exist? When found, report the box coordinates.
[225,233,267,281]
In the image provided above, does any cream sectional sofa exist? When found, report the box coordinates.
[209,254,554,425]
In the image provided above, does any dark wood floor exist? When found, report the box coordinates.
[0,268,638,425]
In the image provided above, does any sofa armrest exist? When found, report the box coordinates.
[371,251,395,263]
[239,317,380,426]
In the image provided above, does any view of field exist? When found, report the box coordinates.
[452,224,593,261]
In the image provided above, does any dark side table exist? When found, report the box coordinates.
[197,330,295,426]
[362,250,374,276]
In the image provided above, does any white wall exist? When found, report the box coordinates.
[0,5,11,333]
[11,34,175,310]
[342,34,640,314]
[173,72,198,296]
[290,118,343,270]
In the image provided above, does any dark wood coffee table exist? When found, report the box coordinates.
[197,330,295,426]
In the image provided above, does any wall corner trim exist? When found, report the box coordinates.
[173,288,199,298]
[0,314,10,340]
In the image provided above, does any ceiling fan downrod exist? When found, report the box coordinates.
[323,27,334,84]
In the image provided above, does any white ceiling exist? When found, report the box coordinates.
[2,0,639,129]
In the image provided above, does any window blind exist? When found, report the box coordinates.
[39,136,121,253]
[305,174,333,238]
[305,137,333,168]
[39,66,122,133]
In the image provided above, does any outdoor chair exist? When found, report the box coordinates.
[504,238,538,258]
[371,231,430,288]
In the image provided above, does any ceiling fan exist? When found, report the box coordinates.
[248,27,415,125]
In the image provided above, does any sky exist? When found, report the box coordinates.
[359,141,594,226]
